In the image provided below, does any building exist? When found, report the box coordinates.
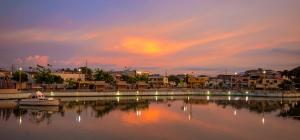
[116,81,131,90]
[245,68,283,89]
[207,77,223,89]
[0,68,14,89]
[53,71,85,82]
[135,81,149,90]
[148,74,168,88]
[187,75,209,88]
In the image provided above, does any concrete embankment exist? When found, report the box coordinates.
[0,93,31,100]
[42,91,300,98]
[0,90,299,100]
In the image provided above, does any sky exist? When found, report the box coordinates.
[0,0,300,75]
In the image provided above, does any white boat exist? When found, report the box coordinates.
[18,91,60,106]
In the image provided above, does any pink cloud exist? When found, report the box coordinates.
[15,55,49,67]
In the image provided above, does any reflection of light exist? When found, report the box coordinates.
[155,96,158,101]
[136,91,139,95]
[228,96,231,101]
[246,96,248,102]
[116,97,120,102]
[183,106,187,112]
[262,117,265,124]
[228,91,231,95]
[170,92,174,95]
[136,97,139,101]
[187,97,190,101]
[188,114,191,120]
[136,110,142,117]
[116,91,120,96]
[155,91,158,95]
[76,115,81,123]
[171,96,174,100]
[50,91,54,96]
[207,96,210,101]
[207,90,210,95]
[234,110,237,116]
[18,116,22,125]
[246,91,249,94]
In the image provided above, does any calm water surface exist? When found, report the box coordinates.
[1,96,300,140]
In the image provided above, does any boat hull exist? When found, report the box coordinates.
[18,99,60,106]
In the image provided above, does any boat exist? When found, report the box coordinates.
[18,91,60,106]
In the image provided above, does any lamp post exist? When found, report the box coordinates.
[19,67,22,92]
[263,70,266,91]
[78,68,82,90]
[234,72,237,90]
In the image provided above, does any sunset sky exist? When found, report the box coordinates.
[0,0,299,75]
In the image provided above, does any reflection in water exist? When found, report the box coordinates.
[1,97,300,124]
[1,96,300,140]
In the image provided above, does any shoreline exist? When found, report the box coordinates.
[0,89,300,100]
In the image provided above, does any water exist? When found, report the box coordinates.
[1,96,300,140]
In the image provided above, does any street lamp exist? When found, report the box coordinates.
[234,72,237,90]
[19,67,22,92]
[263,70,266,90]
[78,68,82,90]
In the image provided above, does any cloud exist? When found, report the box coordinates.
[15,55,49,67]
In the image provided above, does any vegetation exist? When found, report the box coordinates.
[94,69,115,84]
[12,70,28,82]
[34,65,64,84]
[121,74,148,84]
[281,66,300,89]
[168,75,180,85]
[278,80,293,90]
[66,79,77,89]
[78,66,93,80]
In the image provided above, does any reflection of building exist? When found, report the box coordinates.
[187,75,209,88]
[148,74,168,88]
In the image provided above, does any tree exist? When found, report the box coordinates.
[94,69,115,84]
[34,65,64,84]
[12,71,28,82]
[78,66,93,80]
[121,75,137,84]
[278,80,293,90]
[168,75,180,85]
[66,79,77,89]
[290,66,300,87]
[136,74,148,82]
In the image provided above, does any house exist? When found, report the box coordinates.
[136,81,149,90]
[245,68,283,89]
[0,68,14,89]
[53,71,85,82]
[94,81,109,91]
[187,75,209,88]
[77,81,109,91]
[148,74,168,88]
[207,77,223,89]
[216,74,234,88]
[116,81,131,90]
